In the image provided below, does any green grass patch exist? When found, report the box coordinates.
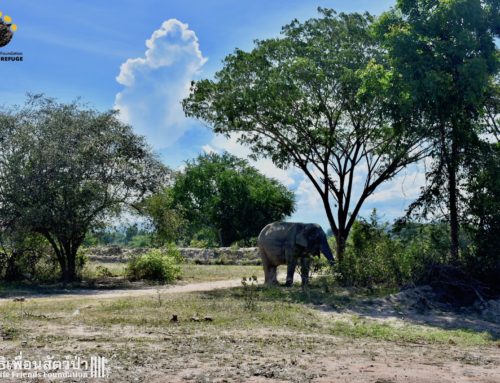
[179,264,263,283]
[327,315,494,346]
[0,270,496,349]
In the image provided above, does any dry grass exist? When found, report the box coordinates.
[0,265,499,382]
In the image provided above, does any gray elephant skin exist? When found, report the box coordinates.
[257,222,334,286]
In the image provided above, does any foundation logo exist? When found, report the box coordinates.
[0,11,17,47]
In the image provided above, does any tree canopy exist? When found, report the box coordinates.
[183,9,427,260]
[0,95,167,281]
[144,152,295,247]
[376,0,499,261]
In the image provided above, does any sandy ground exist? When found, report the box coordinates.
[0,278,245,303]
[1,277,499,382]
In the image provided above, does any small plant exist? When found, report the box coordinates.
[156,288,162,307]
[75,248,89,278]
[126,244,182,283]
[214,253,229,265]
[189,238,211,248]
[241,275,258,310]
[95,265,114,278]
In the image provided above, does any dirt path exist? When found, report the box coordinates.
[0,278,246,303]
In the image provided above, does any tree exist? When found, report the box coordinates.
[140,187,186,246]
[0,226,49,282]
[464,141,500,286]
[376,0,499,262]
[183,9,427,262]
[149,152,295,246]
[0,95,167,282]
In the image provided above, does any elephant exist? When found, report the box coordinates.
[257,222,334,286]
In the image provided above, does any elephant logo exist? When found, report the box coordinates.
[0,11,18,48]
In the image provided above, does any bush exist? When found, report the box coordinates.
[338,218,401,287]
[230,237,258,248]
[189,238,212,248]
[126,244,182,283]
[337,211,450,288]
[0,232,64,282]
[95,265,114,278]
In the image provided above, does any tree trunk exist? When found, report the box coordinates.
[448,133,460,263]
[58,256,68,284]
[67,249,77,282]
[448,162,460,263]
[335,233,347,264]
[5,251,22,281]
[43,234,80,284]
[62,240,78,283]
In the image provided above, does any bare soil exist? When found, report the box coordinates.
[0,276,499,382]
[0,278,244,303]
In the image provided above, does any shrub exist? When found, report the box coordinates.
[230,237,257,248]
[189,238,212,248]
[336,211,450,288]
[126,244,182,283]
[95,265,114,278]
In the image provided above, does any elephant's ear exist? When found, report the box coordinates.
[295,225,308,248]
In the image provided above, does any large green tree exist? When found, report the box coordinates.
[147,152,295,247]
[376,0,499,262]
[0,95,167,282]
[183,10,427,261]
[464,141,500,285]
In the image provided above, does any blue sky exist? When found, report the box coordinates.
[1,0,427,229]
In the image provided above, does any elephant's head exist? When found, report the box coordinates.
[295,224,335,264]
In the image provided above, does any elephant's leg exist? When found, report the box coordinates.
[300,257,310,286]
[285,253,297,287]
[260,250,275,286]
[269,265,278,285]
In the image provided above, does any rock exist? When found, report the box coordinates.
[86,246,261,265]
[203,316,213,322]
[13,297,26,302]
[170,314,178,322]
[190,316,200,322]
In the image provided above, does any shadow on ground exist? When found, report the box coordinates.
[202,278,500,341]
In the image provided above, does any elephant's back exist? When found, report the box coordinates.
[257,221,296,244]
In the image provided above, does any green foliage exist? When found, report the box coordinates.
[376,0,499,261]
[148,152,295,246]
[84,226,153,248]
[188,238,212,249]
[0,229,65,282]
[140,189,186,246]
[95,265,114,278]
[183,9,427,262]
[463,142,500,287]
[126,245,182,283]
[337,211,451,287]
[230,237,257,248]
[241,275,259,310]
[340,212,403,287]
[0,95,167,282]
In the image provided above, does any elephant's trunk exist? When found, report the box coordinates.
[320,236,335,265]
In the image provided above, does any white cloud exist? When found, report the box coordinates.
[112,19,427,226]
[295,178,322,210]
[209,134,298,187]
[201,144,217,154]
[114,19,207,149]
[368,169,426,203]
